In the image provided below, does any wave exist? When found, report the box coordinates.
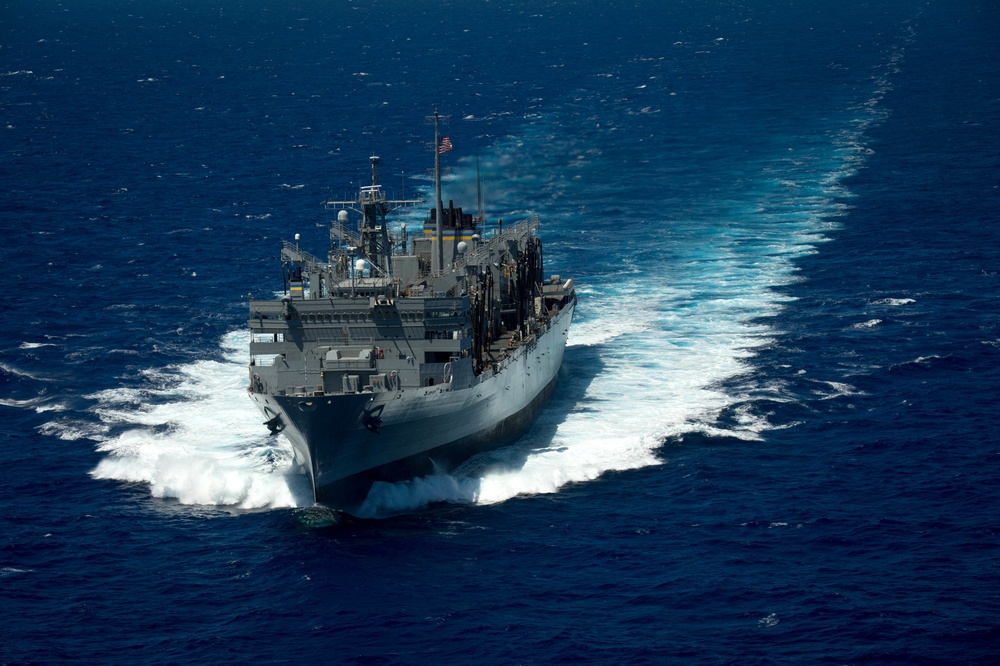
[0,396,46,409]
[0,361,52,382]
[873,297,915,306]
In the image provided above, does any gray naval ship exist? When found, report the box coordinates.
[247,112,577,513]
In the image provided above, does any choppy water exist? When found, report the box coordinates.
[2,1,999,663]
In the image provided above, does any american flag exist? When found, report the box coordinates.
[438,136,453,154]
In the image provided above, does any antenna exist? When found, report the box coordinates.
[476,155,484,224]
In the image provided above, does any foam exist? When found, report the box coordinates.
[873,297,915,306]
[912,355,943,365]
[80,331,310,509]
[0,362,51,382]
[0,567,31,577]
[814,380,861,401]
[0,392,69,414]
[38,419,109,441]
[19,342,55,349]
[0,396,46,409]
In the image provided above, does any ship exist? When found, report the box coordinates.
[246,111,576,513]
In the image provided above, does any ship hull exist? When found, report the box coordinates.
[249,302,574,513]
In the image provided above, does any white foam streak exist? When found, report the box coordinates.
[19,342,55,349]
[873,297,915,306]
[84,332,309,509]
[0,396,47,409]
[0,362,51,382]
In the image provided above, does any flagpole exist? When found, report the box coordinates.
[433,109,444,276]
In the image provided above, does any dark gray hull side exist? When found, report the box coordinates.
[313,371,560,511]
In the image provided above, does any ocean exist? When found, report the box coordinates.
[2,0,999,663]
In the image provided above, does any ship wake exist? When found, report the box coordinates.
[51,55,901,515]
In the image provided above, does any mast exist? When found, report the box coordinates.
[324,154,423,281]
[476,155,484,225]
[433,109,444,275]
[425,108,452,275]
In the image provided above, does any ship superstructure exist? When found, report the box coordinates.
[247,112,576,512]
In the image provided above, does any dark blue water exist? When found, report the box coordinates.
[3,1,999,663]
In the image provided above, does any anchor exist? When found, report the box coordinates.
[264,415,284,435]
[364,405,385,434]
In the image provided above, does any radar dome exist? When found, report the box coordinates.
[457,241,468,254]
[338,210,349,223]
